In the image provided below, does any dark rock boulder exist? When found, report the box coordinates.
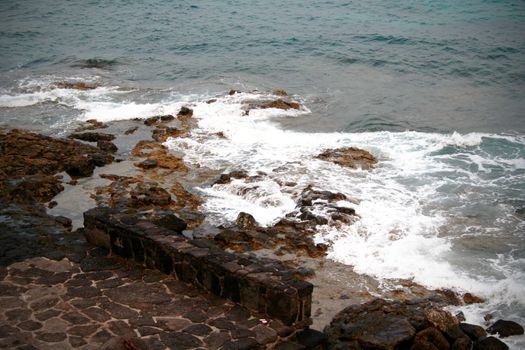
[236,212,258,230]
[413,327,450,350]
[69,132,115,142]
[214,170,249,185]
[451,337,472,350]
[474,336,509,350]
[177,107,193,118]
[147,209,187,233]
[463,293,485,304]
[460,323,487,341]
[325,299,467,350]
[486,319,524,338]
[97,140,118,153]
[65,158,96,178]
[316,147,377,169]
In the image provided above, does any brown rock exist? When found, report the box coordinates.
[414,327,450,350]
[53,81,98,90]
[0,129,112,199]
[463,293,485,304]
[425,309,459,333]
[460,323,487,340]
[316,147,377,169]
[177,107,193,118]
[144,115,175,126]
[452,337,472,350]
[272,89,288,96]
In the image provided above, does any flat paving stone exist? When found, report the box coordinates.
[61,312,90,325]
[17,320,43,331]
[0,251,304,349]
[160,331,204,349]
[82,307,111,322]
[36,332,67,342]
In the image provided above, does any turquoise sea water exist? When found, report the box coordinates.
[1,1,524,347]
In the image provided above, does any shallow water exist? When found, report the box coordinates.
[1,0,524,347]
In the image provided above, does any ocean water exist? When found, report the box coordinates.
[1,0,524,346]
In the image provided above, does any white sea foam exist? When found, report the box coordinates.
[163,92,524,348]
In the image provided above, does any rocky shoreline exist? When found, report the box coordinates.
[1,89,522,349]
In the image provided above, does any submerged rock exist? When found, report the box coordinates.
[53,81,98,90]
[244,99,302,115]
[316,147,377,169]
[75,119,108,131]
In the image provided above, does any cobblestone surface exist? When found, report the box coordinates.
[0,250,294,349]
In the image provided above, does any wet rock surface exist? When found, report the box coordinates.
[316,147,377,169]
[52,81,98,90]
[486,319,524,338]
[0,129,113,202]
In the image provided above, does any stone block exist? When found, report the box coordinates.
[82,206,313,327]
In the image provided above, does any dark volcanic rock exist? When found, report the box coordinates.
[97,140,118,153]
[413,327,449,350]
[1,175,64,203]
[177,107,193,119]
[474,336,509,350]
[144,115,175,126]
[147,209,187,233]
[236,212,258,229]
[460,323,487,340]
[69,132,115,142]
[324,298,464,350]
[316,147,377,169]
[214,170,249,185]
[0,129,113,199]
[486,319,524,338]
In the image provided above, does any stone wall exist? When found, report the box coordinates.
[83,207,313,328]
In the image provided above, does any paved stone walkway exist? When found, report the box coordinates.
[0,250,294,349]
